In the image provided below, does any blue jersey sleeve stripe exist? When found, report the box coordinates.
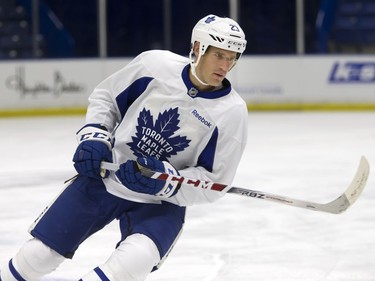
[115,77,154,118]
[197,127,218,172]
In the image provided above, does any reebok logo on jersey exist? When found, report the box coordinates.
[191,109,212,128]
[127,107,191,161]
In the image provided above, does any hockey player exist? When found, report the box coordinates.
[0,14,247,281]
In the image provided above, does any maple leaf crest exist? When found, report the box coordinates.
[127,107,191,161]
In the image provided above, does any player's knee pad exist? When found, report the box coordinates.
[81,233,160,281]
[4,238,65,281]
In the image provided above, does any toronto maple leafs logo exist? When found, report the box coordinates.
[127,107,191,161]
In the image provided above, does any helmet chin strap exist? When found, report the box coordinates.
[189,49,210,86]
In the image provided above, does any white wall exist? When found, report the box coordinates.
[0,55,374,114]
[0,58,129,112]
[230,55,375,107]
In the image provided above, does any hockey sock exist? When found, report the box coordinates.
[5,238,65,281]
[0,259,23,281]
[81,234,160,281]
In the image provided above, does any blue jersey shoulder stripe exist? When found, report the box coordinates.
[197,127,218,172]
[116,77,154,118]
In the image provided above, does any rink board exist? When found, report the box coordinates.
[0,55,374,116]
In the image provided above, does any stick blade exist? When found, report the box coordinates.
[324,156,370,214]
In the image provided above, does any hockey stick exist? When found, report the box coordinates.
[101,156,370,214]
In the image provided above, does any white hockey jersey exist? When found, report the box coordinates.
[85,50,248,206]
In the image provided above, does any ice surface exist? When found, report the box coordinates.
[0,112,374,281]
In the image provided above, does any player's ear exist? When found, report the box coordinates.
[193,42,200,57]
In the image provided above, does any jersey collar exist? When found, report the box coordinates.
[181,64,232,99]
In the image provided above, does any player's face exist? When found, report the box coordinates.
[196,46,238,88]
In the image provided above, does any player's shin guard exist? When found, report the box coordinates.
[1,238,65,281]
[81,234,160,281]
